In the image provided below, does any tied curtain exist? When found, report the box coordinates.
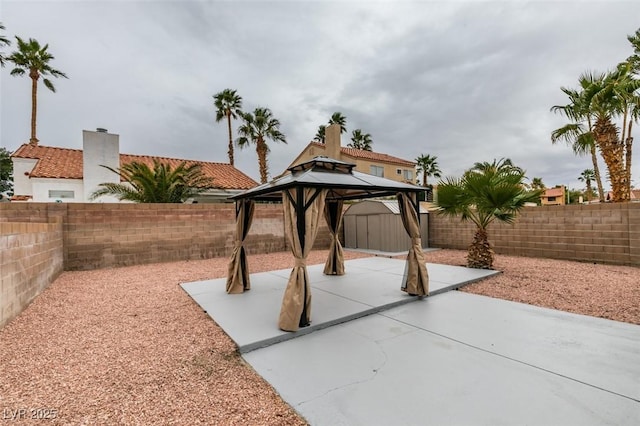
[397,192,429,296]
[323,199,345,275]
[279,187,327,331]
[226,199,255,294]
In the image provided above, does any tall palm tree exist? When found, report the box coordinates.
[237,107,286,184]
[584,69,634,202]
[314,125,326,143]
[601,62,640,197]
[213,89,243,165]
[8,36,67,145]
[348,129,372,151]
[436,158,541,269]
[551,74,606,202]
[578,169,595,202]
[90,160,214,203]
[0,23,10,67]
[328,112,347,134]
[415,154,442,187]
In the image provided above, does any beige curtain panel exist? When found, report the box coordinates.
[397,192,429,296]
[278,187,327,331]
[226,199,255,294]
[323,199,345,275]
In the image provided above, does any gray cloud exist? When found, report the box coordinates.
[1,0,639,191]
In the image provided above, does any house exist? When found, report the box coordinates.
[287,124,416,183]
[604,189,640,202]
[540,186,566,206]
[10,128,258,203]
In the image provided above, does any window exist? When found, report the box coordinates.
[403,169,413,180]
[396,169,402,175]
[370,165,384,177]
[49,190,74,199]
[547,196,556,202]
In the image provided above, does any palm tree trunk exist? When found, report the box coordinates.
[626,120,633,196]
[588,117,605,202]
[29,69,39,145]
[594,117,628,202]
[590,144,605,202]
[256,138,268,184]
[467,227,494,269]
[422,172,427,187]
[226,112,234,166]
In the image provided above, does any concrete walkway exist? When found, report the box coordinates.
[182,258,640,425]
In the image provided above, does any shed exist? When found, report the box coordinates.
[344,200,428,252]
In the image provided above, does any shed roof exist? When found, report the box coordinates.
[344,200,429,215]
[231,156,424,202]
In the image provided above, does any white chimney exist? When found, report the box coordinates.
[83,128,120,202]
[325,124,342,160]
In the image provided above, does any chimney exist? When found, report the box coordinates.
[82,128,120,202]
[325,124,342,160]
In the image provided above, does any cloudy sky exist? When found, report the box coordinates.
[1,0,639,191]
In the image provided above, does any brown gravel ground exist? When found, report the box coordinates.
[1,249,638,425]
[419,249,640,325]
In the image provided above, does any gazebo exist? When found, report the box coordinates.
[226,156,429,332]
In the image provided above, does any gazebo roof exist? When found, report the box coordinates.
[231,156,424,202]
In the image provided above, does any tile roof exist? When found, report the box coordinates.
[309,142,415,167]
[11,144,258,190]
[542,187,564,197]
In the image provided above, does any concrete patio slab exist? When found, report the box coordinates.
[181,257,498,353]
[243,293,640,426]
[385,291,640,402]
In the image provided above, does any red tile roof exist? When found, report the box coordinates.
[542,187,564,197]
[309,142,415,167]
[11,144,258,190]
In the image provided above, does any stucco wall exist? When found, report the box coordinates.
[31,178,84,202]
[0,221,64,328]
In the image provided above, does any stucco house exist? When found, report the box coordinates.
[10,128,258,203]
[540,186,566,206]
[287,124,416,183]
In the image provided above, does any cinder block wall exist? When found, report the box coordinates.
[0,203,334,271]
[0,221,64,328]
[62,203,290,270]
[429,203,640,266]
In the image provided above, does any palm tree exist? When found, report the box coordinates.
[578,169,595,202]
[213,89,243,165]
[584,68,636,202]
[435,158,541,269]
[602,62,640,197]
[551,74,606,202]
[628,28,640,70]
[348,129,372,151]
[415,154,442,187]
[90,160,214,203]
[328,112,347,134]
[8,36,67,145]
[237,107,286,184]
[530,177,545,191]
[0,23,10,67]
[314,125,326,143]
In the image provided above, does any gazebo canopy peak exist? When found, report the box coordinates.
[288,156,356,174]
